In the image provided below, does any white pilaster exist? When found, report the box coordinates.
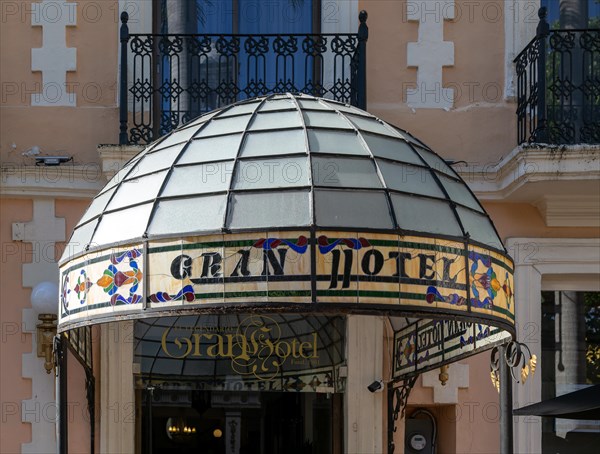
[504,0,539,100]
[507,238,600,454]
[100,321,135,454]
[18,199,65,453]
[406,1,455,109]
[345,315,383,453]
[31,0,77,106]
[21,308,57,453]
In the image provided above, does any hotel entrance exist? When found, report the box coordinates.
[140,390,342,453]
[134,314,346,453]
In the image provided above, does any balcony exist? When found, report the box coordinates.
[118,11,368,145]
[515,8,599,145]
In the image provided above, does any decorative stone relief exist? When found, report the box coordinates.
[421,362,469,404]
[13,199,66,287]
[31,0,77,106]
[406,0,455,109]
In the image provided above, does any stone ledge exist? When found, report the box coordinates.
[456,144,600,227]
[97,144,145,180]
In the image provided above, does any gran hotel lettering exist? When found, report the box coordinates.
[168,240,461,289]
[161,327,319,363]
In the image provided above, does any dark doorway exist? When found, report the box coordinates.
[141,389,342,453]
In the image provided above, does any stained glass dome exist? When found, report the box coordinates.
[61,93,503,263]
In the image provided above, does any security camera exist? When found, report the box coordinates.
[35,156,73,166]
[367,379,384,393]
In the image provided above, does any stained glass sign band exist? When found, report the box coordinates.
[59,229,515,362]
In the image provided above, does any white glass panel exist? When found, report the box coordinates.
[129,144,183,177]
[259,98,296,111]
[321,101,368,116]
[62,219,98,260]
[249,111,302,130]
[315,190,394,228]
[162,162,234,196]
[303,111,352,129]
[362,133,423,165]
[151,125,199,151]
[218,102,259,117]
[438,175,483,212]
[347,115,400,137]
[297,99,330,110]
[195,115,252,137]
[377,160,444,198]
[241,129,306,157]
[149,195,227,235]
[414,147,458,177]
[78,187,116,224]
[100,153,146,194]
[394,128,428,148]
[228,191,310,229]
[308,129,367,155]
[183,110,220,128]
[391,194,463,236]
[107,170,168,210]
[234,157,309,190]
[312,157,382,188]
[92,203,154,246]
[179,134,243,164]
[456,207,503,249]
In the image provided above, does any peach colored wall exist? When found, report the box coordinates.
[407,354,501,454]
[360,0,516,163]
[0,198,93,452]
[0,199,33,453]
[483,202,600,241]
[0,0,120,166]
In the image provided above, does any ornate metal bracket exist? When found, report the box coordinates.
[387,375,418,454]
[490,341,537,391]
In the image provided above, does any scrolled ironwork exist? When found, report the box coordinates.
[302,35,327,56]
[273,35,298,56]
[119,12,368,144]
[490,340,537,391]
[215,36,240,57]
[388,376,418,454]
[515,7,599,145]
[187,35,212,56]
[244,36,269,56]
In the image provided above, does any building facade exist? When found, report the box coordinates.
[1,1,598,453]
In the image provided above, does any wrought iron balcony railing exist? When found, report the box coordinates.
[515,8,600,145]
[119,11,368,145]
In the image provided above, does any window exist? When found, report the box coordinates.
[541,291,600,453]
[155,0,319,130]
[540,0,600,28]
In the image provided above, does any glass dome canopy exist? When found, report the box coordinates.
[62,93,502,263]
[59,94,516,375]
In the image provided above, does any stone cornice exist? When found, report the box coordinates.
[1,164,105,199]
[1,145,145,200]
[456,144,600,199]
[456,144,600,227]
